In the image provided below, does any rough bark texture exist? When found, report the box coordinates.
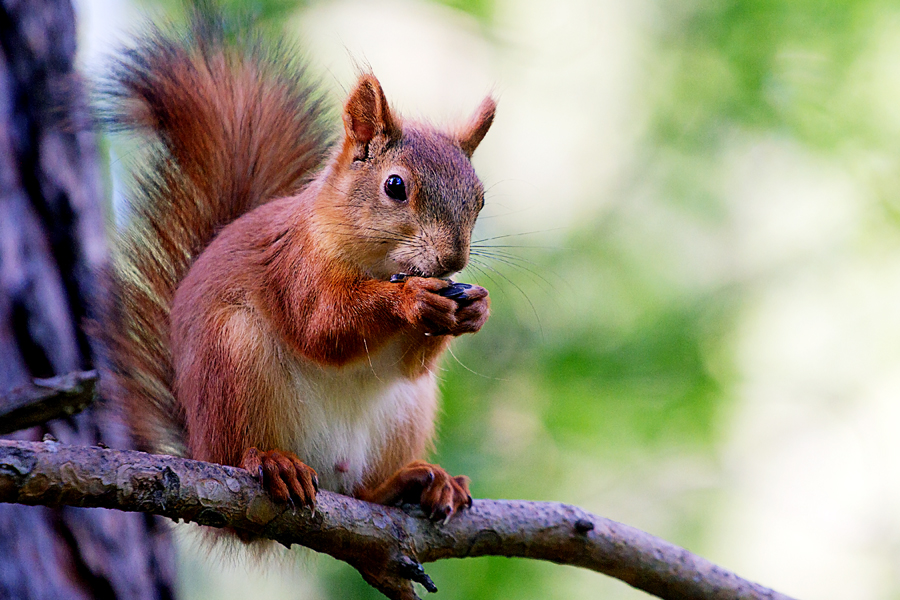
[0,439,798,600]
[0,1,176,598]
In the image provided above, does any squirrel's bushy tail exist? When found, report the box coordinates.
[103,12,331,454]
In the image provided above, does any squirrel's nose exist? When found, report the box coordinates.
[439,251,468,276]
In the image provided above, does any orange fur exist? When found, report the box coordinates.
[105,12,495,522]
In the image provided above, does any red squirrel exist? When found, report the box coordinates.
[104,14,494,523]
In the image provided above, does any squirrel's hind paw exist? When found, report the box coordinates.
[358,460,472,523]
[241,447,319,508]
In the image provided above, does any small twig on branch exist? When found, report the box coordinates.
[0,439,797,600]
[0,371,98,434]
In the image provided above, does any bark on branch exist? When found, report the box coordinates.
[0,371,98,435]
[0,439,796,600]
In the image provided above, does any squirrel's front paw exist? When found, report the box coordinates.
[241,447,318,508]
[402,277,489,336]
[358,460,472,523]
[445,283,489,335]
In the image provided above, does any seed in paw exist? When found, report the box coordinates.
[437,281,475,305]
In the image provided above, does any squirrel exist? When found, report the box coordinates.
[102,12,495,524]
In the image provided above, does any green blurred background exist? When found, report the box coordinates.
[76,0,900,598]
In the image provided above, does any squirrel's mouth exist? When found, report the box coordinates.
[410,266,455,279]
[385,232,469,281]
[397,267,456,279]
[390,265,458,281]
[387,245,468,280]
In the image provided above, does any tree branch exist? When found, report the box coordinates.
[0,439,796,600]
[0,371,98,434]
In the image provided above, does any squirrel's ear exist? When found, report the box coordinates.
[343,74,399,156]
[457,96,496,157]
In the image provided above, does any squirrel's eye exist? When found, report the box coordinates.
[384,174,407,201]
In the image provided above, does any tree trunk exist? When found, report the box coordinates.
[0,1,177,598]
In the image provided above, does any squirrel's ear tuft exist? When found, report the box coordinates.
[343,74,399,155]
[457,96,496,157]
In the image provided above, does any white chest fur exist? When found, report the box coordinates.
[275,337,436,494]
